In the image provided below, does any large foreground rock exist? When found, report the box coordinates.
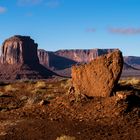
[72,50,123,97]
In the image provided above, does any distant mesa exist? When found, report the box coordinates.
[0,35,56,81]
[38,49,117,68]
[37,49,140,77]
[38,49,77,70]
[0,35,140,81]
[55,49,116,63]
[72,50,124,97]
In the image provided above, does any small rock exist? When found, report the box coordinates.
[39,100,50,106]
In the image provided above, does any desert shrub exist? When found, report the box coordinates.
[48,84,53,88]
[25,95,41,107]
[56,135,76,140]
[20,96,28,101]
[25,98,35,106]
[4,85,18,92]
[0,92,4,97]
[19,79,36,84]
[46,94,55,101]
[119,78,140,86]
[31,88,47,94]
[35,81,46,89]
[125,78,140,85]
[60,79,72,89]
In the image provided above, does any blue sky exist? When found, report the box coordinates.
[0,0,140,56]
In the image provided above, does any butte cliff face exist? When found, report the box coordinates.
[55,49,116,63]
[37,49,119,77]
[0,35,56,81]
[37,49,50,67]
[38,49,77,70]
[38,49,116,69]
[1,35,39,65]
[37,49,140,77]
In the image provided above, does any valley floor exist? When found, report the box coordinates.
[0,78,140,140]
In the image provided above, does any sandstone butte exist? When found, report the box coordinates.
[1,35,39,65]
[71,50,123,97]
[0,35,56,80]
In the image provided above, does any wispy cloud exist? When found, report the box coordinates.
[46,0,60,8]
[108,27,140,35]
[86,28,96,33]
[0,6,7,14]
[17,0,43,6]
[26,12,33,17]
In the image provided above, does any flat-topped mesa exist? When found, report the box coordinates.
[55,49,117,63]
[1,35,39,65]
[72,50,124,97]
[0,35,57,80]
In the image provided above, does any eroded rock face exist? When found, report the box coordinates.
[55,49,116,63]
[71,50,123,97]
[38,49,50,67]
[1,35,39,65]
[0,35,56,81]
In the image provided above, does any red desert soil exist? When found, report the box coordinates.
[0,78,140,140]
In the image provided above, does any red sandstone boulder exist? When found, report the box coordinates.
[71,50,123,97]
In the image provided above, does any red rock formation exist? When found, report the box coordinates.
[1,35,39,65]
[37,49,116,70]
[71,50,123,97]
[0,35,56,81]
[55,49,116,63]
[37,49,50,67]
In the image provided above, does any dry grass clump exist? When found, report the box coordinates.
[56,135,76,140]
[31,89,46,94]
[25,95,41,107]
[60,79,72,89]
[120,78,140,85]
[30,81,47,94]
[4,85,18,92]
[35,81,47,89]
[0,92,4,97]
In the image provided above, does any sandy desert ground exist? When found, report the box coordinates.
[0,77,140,140]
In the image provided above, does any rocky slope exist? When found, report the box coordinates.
[124,56,140,68]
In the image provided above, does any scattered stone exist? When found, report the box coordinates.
[116,92,127,100]
[39,100,50,106]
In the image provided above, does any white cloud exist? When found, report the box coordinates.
[108,27,140,35]
[18,0,43,6]
[0,6,6,14]
[86,28,96,33]
[46,0,60,8]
